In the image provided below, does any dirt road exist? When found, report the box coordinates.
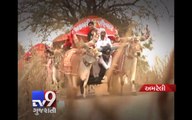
[56,84,174,120]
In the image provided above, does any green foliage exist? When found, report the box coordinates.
[143,37,153,50]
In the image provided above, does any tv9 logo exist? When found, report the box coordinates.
[32,91,56,108]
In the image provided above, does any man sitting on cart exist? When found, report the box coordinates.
[89,28,113,83]
[96,28,112,70]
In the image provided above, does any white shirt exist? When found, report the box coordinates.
[96,37,112,50]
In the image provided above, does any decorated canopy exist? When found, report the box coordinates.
[52,16,118,49]
[22,43,50,60]
[71,16,118,40]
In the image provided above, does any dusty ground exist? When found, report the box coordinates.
[18,80,174,120]
[55,83,174,120]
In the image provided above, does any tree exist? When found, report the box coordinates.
[18,0,173,36]
[18,0,173,72]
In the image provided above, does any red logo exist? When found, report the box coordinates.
[139,84,176,92]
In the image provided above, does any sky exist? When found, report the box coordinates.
[18,0,174,68]
[141,0,174,68]
[142,16,174,68]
